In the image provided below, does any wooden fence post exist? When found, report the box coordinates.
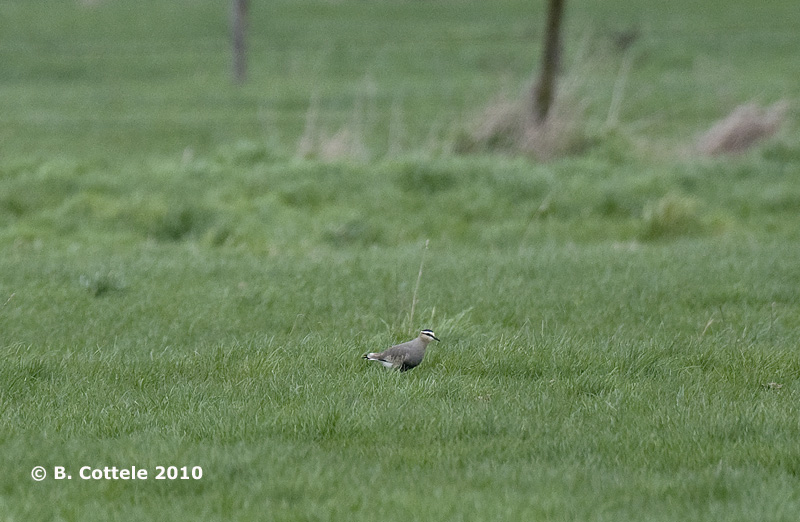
[530,0,565,124]
[232,0,248,83]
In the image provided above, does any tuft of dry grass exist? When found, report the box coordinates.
[297,125,369,163]
[455,90,587,161]
[697,100,789,156]
[315,128,369,162]
[407,239,429,336]
[296,91,370,162]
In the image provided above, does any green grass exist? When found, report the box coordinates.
[3,240,800,520]
[2,0,800,520]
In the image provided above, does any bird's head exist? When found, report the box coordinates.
[420,329,440,343]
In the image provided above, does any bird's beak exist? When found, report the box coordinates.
[433,335,440,342]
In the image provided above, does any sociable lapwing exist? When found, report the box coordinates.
[363,329,440,372]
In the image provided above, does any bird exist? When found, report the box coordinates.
[362,329,440,372]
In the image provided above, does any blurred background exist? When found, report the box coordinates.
[3,0,797,162]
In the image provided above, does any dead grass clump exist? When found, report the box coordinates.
[298,128,368,162]
[697,100,789,156]
[464,98,523,153]
[296,91,370,162]
[455,93,586,161]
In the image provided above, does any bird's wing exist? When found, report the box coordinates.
[391,341,428,363]
[379,346,409,362]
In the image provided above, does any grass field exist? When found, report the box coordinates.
[2,0,800,520]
